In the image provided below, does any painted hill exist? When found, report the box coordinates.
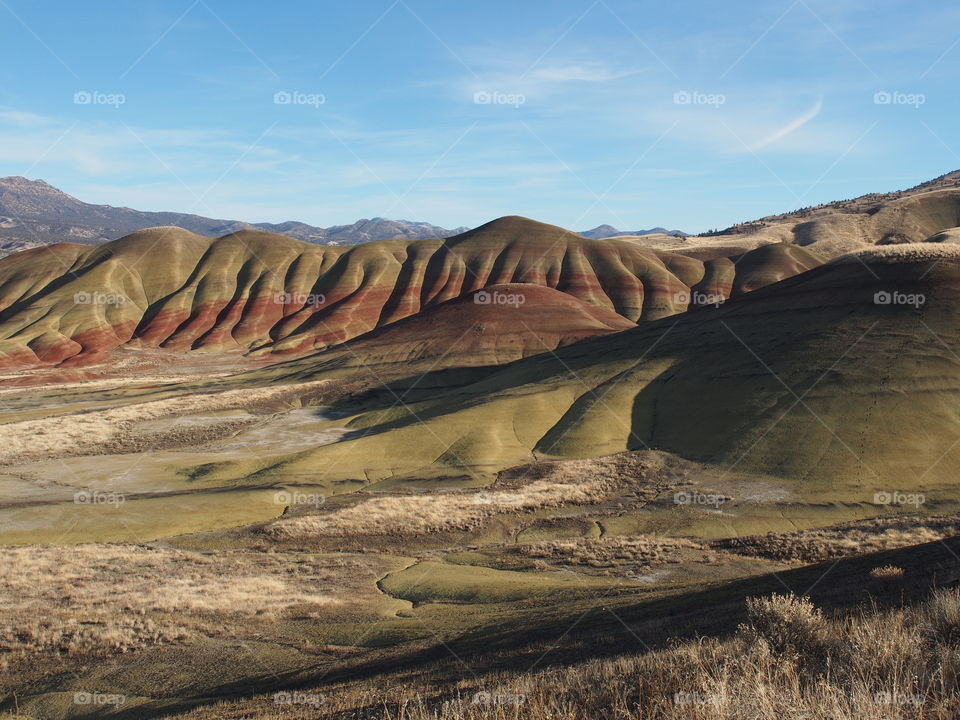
[223,244,960,496]
[0,216,822,369]
[308,282,637,369]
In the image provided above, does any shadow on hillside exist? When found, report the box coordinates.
[79,535,960,720]
[309,363,516,428]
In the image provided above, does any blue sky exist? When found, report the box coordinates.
[0,0,957,233]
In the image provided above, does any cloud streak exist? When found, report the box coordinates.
[749,96,824,151]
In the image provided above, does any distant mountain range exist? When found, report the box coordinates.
[578,224,688,239]
[0,176,686,256]
[0,176,469,255]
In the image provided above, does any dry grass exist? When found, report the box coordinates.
[169,590,960,719]
[830,243,960,264]
[0,544,341,665]
[382,591,960,719]
[513,535,709,570]
[0,380,328,463]
[712,516,960,563]
[870,565,906,578]
[920,590,960,646]
[267,478,613,538]
[267,452,661,540]
[268,484,590,538]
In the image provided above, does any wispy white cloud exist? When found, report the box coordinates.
[0,109,57,127]
[452,43,651,104]
[526,63,643,84]
[748,95,824,151]
[0,106,584,226]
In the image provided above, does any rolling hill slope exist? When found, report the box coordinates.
[0,216,822,368]
[701,171,960,257]
[221,244,960,496]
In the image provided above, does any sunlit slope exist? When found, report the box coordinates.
[0,217,821,367]
[707,187,960,258]
[232,247,960,495]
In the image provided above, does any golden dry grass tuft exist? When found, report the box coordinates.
[870,564,906,578]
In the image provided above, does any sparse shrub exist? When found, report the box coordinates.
[744,594,826,654]
[921,588,960,645]
[741,593,837,676]
[870,565,905,578]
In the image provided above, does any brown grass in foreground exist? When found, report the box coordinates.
[180,590,960,720]
[0,544,342,666]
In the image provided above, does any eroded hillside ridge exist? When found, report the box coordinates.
[0,216,821,368]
